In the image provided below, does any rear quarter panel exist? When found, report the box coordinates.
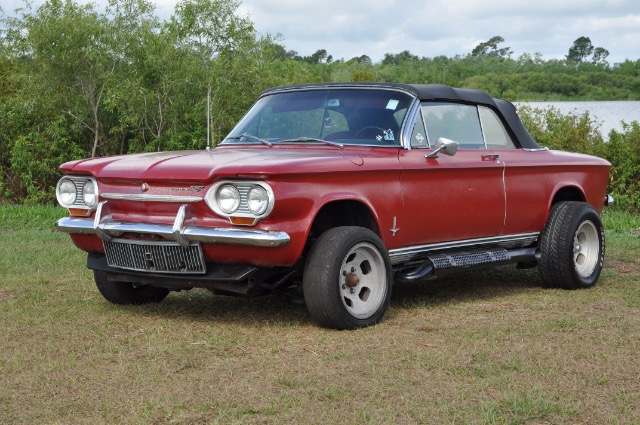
[499,149,611,235]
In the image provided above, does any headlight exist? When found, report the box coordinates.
[82,180,98,208]
[247,186,269,215]
[57,180,77,207]
[205,181,274,225]
[216,184,240,214]
[56,176,99,212]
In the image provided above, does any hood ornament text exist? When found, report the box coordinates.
[141,182,204,193]
[169,186,205,192]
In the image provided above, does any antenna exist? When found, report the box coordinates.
[206,85,211,151]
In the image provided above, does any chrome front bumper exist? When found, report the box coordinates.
[55,201,290,248]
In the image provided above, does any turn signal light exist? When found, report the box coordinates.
[230,216,257,226]
[69,208,92,217]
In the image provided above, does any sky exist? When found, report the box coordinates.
[3,0,639,64]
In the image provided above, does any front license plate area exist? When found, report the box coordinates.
[103,238,206,274]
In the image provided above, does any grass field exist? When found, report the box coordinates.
[1,205,638,424]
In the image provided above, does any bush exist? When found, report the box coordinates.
[9,118,85,204]
[602,121,640,211]
[517,105,605,152]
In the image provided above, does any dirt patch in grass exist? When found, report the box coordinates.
[0,288,13,303]
[607,259,639,273]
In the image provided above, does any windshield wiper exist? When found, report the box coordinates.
[226,134,273,147]
[277,137,344,149]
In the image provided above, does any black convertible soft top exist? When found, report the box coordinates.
[263,82,541,149]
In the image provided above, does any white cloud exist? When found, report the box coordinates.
[3,0,638,63]
[238,0,639,63]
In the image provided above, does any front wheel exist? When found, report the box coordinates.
[303,227,392,329]
[94,270,169,305]
[539,201,605,289]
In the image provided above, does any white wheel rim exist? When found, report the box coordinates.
[339,242,387,319]
[573,220,600,278]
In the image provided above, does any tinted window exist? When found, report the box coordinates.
[421,103,485,149]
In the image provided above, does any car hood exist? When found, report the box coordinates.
[60,146,393,182]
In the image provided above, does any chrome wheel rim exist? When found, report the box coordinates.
[573,220,599,278]
[339,242,387,319]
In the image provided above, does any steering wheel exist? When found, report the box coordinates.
[355,126,387,139]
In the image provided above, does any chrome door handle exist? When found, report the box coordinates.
[481,154,500,163]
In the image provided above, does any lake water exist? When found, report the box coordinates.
[515,101,640,137]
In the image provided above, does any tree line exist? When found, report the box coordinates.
[1,0,639,205]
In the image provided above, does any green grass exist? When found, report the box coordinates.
[601,208,640,233]
[1,205,639,424]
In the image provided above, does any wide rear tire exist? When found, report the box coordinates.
[94,270,169,305]
[303,227,392,329]
[539,201,605,289]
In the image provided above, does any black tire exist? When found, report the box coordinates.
[539,201,605,289]
[94,270,169,305]
[303,226,392,329]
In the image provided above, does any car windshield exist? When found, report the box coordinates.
[221,89,414,147]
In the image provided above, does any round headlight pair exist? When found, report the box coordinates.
[56,177,98,209]
[215,184,269,215]
[206,181,273,223]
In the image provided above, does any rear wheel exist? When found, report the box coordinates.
[94,270,169,304]
[539,201,605,289]
[303,226,392,329]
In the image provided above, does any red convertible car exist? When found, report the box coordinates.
[55,83,612,329]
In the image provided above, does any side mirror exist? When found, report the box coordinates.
[425,137,459,158]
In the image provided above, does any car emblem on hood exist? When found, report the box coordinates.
[169,186,205,192]
[141,183,150,192]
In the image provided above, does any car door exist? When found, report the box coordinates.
[476,104,544,235]
[397,102,506,247]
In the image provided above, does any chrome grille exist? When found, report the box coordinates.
[104,239,206,274]
[236,183,254,214]
[67,177,94,207]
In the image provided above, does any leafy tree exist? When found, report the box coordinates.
[351,70,376,81]
[381,50,419,66]
[566,36,594,63]
[267,42,298,61]
[3,0,160,157]
[592,47,610,66]
[169,0,256,148]
[303,49,332,64]
[471,36,512,58]
[7,0,113,157]
[348,55,372,65]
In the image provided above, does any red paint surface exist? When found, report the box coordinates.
[63,143,611,268]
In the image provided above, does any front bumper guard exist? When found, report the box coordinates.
[55,201,290,248]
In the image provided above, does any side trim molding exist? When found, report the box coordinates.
[388,233,540,265]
